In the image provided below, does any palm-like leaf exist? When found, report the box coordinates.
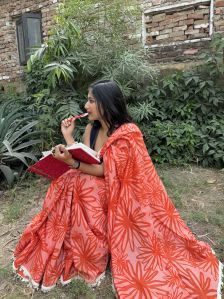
[56,99,81,121]
[0,165,14,185]
[0,101,42,185]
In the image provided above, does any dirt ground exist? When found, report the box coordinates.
[0,165,223,298]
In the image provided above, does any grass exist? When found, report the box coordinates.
[159,165,224,262]
[0,265,11,279]
[2,175,48,223]
[3,200,27,223]
[66,279,95,299]
[159,172,183,208]
[190,211,208,223]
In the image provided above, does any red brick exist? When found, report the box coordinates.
[160,28,172,35]
[152,13,166,22]
[173,25,187,31]
[156,34,170,40]
[171,15,188,22]
[215,20,224,26]
[183,49,199,55]
[179,19,194,26]
[185,29,200,35]
[159,20,178,27]
[216,0,224,7]
[172,36,187,41]
[188,13,205,20]
[151,22,159,27]
[170,31,185,38]
[194,19,209,25]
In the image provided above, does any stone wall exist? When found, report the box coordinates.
[0,0,58,90]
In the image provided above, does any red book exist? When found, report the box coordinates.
[28,143,100,180]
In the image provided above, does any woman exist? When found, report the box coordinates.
[13,80,222,298]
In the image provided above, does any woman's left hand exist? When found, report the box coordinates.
[53,144,74,165]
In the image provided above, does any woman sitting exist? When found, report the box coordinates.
[13,80,222,298]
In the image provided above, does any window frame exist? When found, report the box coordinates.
[16,12,43,65]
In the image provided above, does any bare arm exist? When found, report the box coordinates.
[61,117,76,145]
[53,143,104,177]
[56,121,104,177]
[75,161,104,177]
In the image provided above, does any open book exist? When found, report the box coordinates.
[28,143,100,180]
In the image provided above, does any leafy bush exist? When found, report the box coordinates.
[130,48,224,167]
[195,117,224,168]
[21,87,82,146]
[0,100,42,185]
[199,33,224,83]
[140,120,199,165]
[27,0,156,93]
[128,34,224,167]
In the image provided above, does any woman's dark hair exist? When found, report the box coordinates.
[89,80,132,135]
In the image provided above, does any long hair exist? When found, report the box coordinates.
[89,80,132,135]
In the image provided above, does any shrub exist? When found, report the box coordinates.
[129,33,224,167]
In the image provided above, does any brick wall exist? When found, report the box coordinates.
[0,0,58,90]
[142,0,224,64]
[214,0,224,31]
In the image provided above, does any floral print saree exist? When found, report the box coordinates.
[13,123,223,298]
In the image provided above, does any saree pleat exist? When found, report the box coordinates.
[14,171,108,289]
[14,123,223,298]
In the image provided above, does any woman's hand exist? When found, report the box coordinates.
[61,117,76,145]
[53,144,74,165]
[53,144,104,176]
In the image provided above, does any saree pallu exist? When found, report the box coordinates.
[13,123,223,298]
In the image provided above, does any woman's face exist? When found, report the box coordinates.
[85,89,102,121]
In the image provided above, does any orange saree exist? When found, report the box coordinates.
[13,123,223,298]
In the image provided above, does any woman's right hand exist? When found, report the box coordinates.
[61,117,76,145]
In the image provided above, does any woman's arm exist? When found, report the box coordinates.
[57,121,104,176]
[61,117,76,145]
[82,123,92,147]
[53,144,104,177]
[74,161,104,177]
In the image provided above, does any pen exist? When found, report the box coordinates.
[71,113,88,121]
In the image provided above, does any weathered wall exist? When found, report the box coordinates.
[0,0,58,90]
[141,0,224,64]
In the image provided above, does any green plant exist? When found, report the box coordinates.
[129,49,224,167]
[0,100,42,185]
[0,265,11,279]
[195,117,224,168]
[66,279,95,299]
[21,88,82,146]
[3,200,26,222]
[190,211,208,223]
[143,120,199,164]
[26,0,155,94]
[199,33,224,79]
